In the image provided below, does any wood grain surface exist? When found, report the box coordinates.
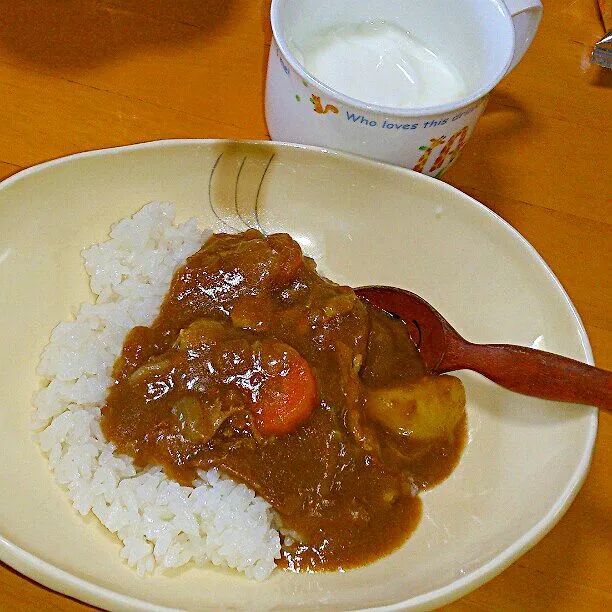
[1,0,610,610]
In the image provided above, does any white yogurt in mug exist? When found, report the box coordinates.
[266,0,543,174]
[290,21,468,108]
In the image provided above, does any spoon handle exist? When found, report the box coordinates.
[443,342,612,409]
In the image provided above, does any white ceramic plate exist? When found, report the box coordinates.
[0,140,597,611]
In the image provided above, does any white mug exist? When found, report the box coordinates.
[265,0,542,177]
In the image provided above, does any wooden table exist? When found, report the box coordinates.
[1,1,609,609]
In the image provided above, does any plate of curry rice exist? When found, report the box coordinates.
[0,140,597,611]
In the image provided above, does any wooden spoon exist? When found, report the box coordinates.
[355,286,612,410]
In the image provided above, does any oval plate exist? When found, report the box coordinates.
[0,140,597,611]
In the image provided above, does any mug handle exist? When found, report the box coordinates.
[503,0,543,72]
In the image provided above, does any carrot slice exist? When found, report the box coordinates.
[252,344,317,436]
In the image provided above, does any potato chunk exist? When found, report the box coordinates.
[365,375,465,441]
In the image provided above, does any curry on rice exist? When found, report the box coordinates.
[102,230,466,572]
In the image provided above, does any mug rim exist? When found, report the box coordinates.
[270,0,516,118]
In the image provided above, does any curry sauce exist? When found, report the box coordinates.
[102,230,466,572]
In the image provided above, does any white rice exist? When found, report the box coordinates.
[31,202,281,580]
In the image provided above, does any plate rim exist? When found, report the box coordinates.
[0,139,599,611]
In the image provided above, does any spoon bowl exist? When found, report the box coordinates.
[356,285,612,410]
